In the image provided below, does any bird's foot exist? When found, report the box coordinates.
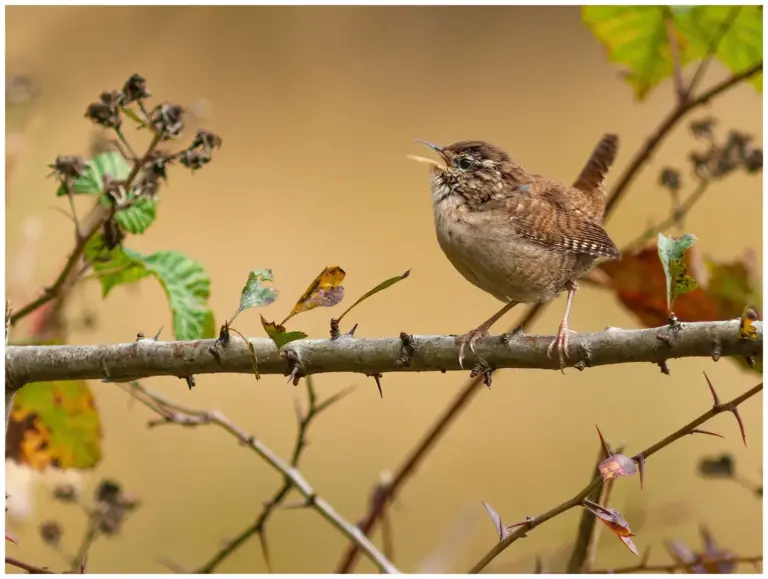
[547,321,577,373]
[455,327,490,370]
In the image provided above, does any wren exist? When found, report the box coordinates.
[409,134,621,371]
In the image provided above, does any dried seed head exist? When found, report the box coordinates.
[121,73,150,104]
[744,149,763,173]
[192,129,222,151]
[150,103,185,140]
[658,167,681,191]
[179,149,211,171]
[39,521,62,546]
[690,117,716,140]
[85,91,122,129]
[52,483,79,503]
[49,155,88,181]
[95,479,122,505]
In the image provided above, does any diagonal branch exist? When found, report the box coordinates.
[333,60,763,573]
[121,381,398,574]
[5,320,761,385]
[468,381,763,573]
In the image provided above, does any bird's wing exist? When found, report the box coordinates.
[480,183,620,259]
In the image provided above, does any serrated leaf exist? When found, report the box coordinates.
[260,315,307,349]
[582,6,700,100]
[113,196,157,234]
[5,380,102,471]
[336,270,410,323]
[657,233,698,310]
[55,152,131,196]
[232,269,278,323]
[282,266,346,325]
[85,234,215,340]
[677,6,763,92]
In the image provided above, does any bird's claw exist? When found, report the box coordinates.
[456,328,489,370]
[547,322,577,373]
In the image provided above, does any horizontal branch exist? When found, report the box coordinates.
[5,320,761,386]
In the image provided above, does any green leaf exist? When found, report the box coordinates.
[336,269,411,323]
[55,152,131,196]
[657,233,699,310]
[583,6,698,100]
[232,269,278,323]
[677,6,763,92]
[6,380,102,471]
[114,196,158,234]
[85,235,216,340]
[260,315,307,349]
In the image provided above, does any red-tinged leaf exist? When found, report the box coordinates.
[481,500,505,541]
[583,499,638,555]
[599,453,638,481]
[619,535,640,556]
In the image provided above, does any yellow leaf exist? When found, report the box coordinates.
[740,307,759,340]
[282,266,346,324]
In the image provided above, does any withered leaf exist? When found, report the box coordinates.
[583,500,638,555]
[282,266,346,325]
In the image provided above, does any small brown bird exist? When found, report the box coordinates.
[409,135,621,371]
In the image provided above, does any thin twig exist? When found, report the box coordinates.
[5,320,761,385]
[624,180,710,251]
[591,553,762,574]
[120,381,397,574]
[71,516,100,572]
[5,557,55,574]
[333,60,763,573]
[468,382,762,573]
[194,380,356,573]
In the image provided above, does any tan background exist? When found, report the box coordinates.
[5,5,762,574]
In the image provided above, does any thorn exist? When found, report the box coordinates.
[656,333,673,346]
[594,424,612,458]
[258,530,272,573]
[395,332,415,367]
[730,407,748,447]
[636,454,645,490]
[181,375,196,390]
[690,428,724,438]
[668,312,681,330]
[367,373,384,398]
[745,355,756,368]
[346,323,358,337]
[658,360,671,375]
[282,348,306,386]
[152,325,163,340]
[703,371,721,406]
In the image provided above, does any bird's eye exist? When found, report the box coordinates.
[457,156,473,170]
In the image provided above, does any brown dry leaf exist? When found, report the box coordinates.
[282,266,346,325]
[583,500,638,555]
[601,246,761,325]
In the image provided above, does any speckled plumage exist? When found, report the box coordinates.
[413,134,621,370]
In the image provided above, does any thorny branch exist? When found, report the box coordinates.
[193,380,356,573]
[334,59,763,574]
[4,320,761,386]
[468,379,763,573]
[590,553,762,574]
[120,381,398,574]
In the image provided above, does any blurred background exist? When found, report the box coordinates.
[5,5,762,574]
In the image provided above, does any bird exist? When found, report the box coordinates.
[408,134,621,371]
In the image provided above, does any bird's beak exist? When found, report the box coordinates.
[407,139,447,169]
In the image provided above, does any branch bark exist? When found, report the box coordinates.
[5,320,761,385]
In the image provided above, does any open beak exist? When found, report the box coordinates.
[407,139,447,169]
